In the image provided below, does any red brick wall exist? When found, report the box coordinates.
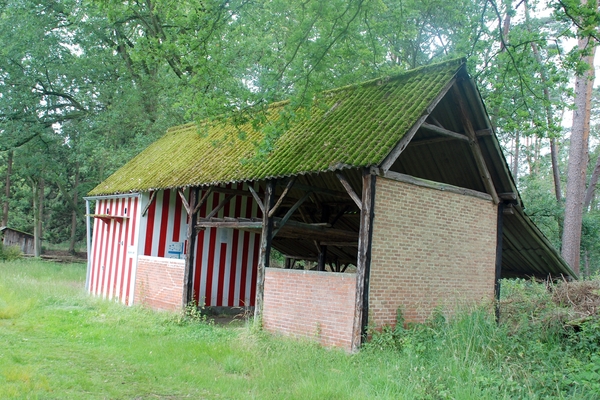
[369,177,497,327]
[263,268,357,352]
[134,256,185,312]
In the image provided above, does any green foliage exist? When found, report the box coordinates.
[0,244,21,262]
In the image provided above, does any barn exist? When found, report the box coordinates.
[1,226,34,255]
[85,59,576,352]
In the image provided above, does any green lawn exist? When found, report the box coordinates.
[0,259,596,399]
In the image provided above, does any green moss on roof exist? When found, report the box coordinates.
[89,59,464,196]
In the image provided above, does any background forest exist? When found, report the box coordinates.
[1,0,599,276]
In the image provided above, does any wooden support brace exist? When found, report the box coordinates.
[269,176,296,217]
[272,191,312,238]
[452,86,500,204]
[205,194,235,219]
[142,190,157,217]
[248,185,265,214]
[336,172,362,210]
[351,169,376,353]
[178,189,191,214]
[193,187,213,215]
[182,188,198,307]
[254,180,275,324]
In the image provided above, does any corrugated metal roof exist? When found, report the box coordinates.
[89,59,464,196]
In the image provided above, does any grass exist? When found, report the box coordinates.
[0,259,598,399]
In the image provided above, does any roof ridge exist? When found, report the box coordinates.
[165,58,466,134]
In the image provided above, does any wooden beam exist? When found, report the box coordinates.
[452,86,500,204]
[495,203,504,321]
[292,182,351,200]
[248,185,265,214]
[269,177,296,217]
[380,77,457,172]
[254,179,276,323]
[193,187,213,214]
[336,172,362,210]
[177,189,191,215]
[320,241,357,247]
[205,194,235,219]
[141,190,157,217]
[351,169,376,353]
[382,170,492,202]
[182,188,198,307]
[272,191,312,238]
[420,122,469,142]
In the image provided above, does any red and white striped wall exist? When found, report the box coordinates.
[87,194,141,305]
[139,184,261,307]
[86,183,261,309]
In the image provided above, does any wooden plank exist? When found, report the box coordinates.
[205,194,235,219]
[351,169,376,353]
[248,185,265,214]
[420,122,469,142]
[182,188,198,307]
[380,77,458,172]
[452,86,500,204]
[382,170,492,202]
[269,177,296,217]
[254,180,275,323]
[336,172,362,210]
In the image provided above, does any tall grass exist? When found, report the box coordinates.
[1,260,599,399]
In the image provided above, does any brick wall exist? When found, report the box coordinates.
[263,268,357,352]
[134,256,185,312]
[369,177,497,327]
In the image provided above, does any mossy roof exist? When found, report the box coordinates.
[90,59,464,196]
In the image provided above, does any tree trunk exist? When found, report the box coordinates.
[32,177,45,257]
[527,0,563,202]
[562,36,596,274]
[2,150,13,227]
[68,166,80,254]
[512,131,520,179]
[583,152,600,210]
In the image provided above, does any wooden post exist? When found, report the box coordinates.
[495,202,504,321]
[351,169,376,352]
[182,188,199,307]
[254,179,276,323]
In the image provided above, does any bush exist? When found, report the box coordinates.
[0,243,22,261]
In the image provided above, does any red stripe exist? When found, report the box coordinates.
[125,197,138,304]
[193,189,209,305]
[228,190,242,305]
[119,197,132,302]
[250,230,260,306]
[100,199,114,296]
[217,243,227,306]
[104,199,118,297]
[204,192,221,306]
[172,189,183,242]
[144,191,157,256]
[90,200,103,294]
[239,194,253,305]
[157,189,170,257]
[111,198,124,299]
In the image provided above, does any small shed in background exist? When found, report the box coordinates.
[0,226,34,255]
